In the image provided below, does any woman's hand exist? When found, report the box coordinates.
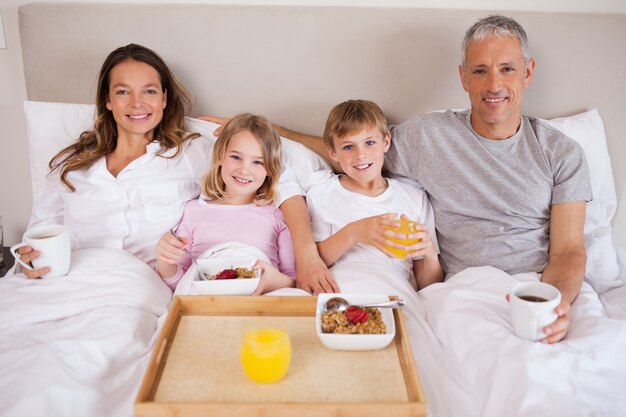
[16,246,50,279]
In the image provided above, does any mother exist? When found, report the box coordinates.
[17,43,324,284]
[16,43,211,277]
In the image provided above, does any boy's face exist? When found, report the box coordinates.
[327,126,390,185]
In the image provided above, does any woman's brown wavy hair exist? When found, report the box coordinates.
[49,43,199,191]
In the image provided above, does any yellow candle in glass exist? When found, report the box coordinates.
[241,329,291,383]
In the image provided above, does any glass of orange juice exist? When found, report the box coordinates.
[383,217,421,258]
[241,329,291,383]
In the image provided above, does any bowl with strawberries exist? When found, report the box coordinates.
[316,293,396,350]
[192,257,261,295]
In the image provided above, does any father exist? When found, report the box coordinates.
[278,15,592,343]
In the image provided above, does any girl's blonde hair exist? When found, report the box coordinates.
[202,113,282,205]
[49,43,199,191]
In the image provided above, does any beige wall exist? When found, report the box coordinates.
[2,0,626,245]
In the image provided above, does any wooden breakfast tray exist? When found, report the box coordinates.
[135,296,426,417]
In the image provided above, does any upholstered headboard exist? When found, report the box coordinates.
[18,3,626,245]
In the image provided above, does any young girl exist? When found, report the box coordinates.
[155,113,296,294]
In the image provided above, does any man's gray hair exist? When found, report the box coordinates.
[461,15,531,68]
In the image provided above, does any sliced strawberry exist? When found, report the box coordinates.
[214,268,239,280]
[345,306,369,324]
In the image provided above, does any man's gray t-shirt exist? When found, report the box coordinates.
[387,110,592,276]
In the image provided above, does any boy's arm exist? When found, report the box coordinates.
[280,195,339,294]
[316,226,357,266]
[413,254,443,290]
[318,214,399,266]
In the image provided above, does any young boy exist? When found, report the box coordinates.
[306,99,443,292]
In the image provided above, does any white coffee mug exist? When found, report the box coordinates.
[509,282,561,341]
[10,224,71,278]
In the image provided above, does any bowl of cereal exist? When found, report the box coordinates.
[316,293,396,350]
[192,257,261,295]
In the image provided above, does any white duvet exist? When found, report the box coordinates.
[2,246,625,417]
[302,254,626,417]
[408,267,626,417]
[0,248,172,417]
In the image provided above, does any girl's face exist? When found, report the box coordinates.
[105,60,166,143]
[220,130,268,204]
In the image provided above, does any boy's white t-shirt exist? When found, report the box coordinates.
[306,174,438,290]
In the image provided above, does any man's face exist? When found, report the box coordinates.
[459,36,535,139]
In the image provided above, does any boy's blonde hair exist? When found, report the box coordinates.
[202,113,282,205]
[323,99,389,149]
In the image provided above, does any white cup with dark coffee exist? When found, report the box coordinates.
[509,281,561,341]
[10,224,71,278]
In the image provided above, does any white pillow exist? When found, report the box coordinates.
[547,109,622,292]
[23,100,330,203]
[23,101,96,202]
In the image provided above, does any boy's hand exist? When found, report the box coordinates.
[348,213,399,256]
[155,232,190,265]
[403,219,438,259]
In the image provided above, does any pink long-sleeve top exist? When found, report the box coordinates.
[162,199,296,290]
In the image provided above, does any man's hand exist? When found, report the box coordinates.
[295,250,339,295]
[540,299,571,343]
[505,294,571,343]
[197,116,230,136]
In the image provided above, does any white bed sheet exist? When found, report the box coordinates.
[2,245,624,417]
[329,254,626,417]
[415,267,626,417]
[0,248,172,417]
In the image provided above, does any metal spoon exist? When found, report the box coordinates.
[170,228,209,280]
[324,296,406,313]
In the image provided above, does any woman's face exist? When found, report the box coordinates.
[220,130,268,204]
[105,60,166,143]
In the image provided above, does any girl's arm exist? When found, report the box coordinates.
[275,211,297,278]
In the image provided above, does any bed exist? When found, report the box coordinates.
[4,3,626,417]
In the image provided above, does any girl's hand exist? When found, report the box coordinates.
[252,259,295,295]
[155,232,190,264]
